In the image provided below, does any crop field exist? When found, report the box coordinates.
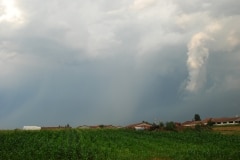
[0,129,240,160]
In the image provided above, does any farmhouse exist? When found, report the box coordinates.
[126,122,152,130]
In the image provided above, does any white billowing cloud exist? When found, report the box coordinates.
[227,30,240,48]
[86,23,121,58]
[0,0,24,25]
[130,0,157,10]
[186,32,211,92]
[205,22,222,33]
[176,12,210,31]
[129,1,180,57]
[184,9,240,93]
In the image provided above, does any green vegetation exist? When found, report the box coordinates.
[165,121,177,131]
[194,114,201,121]
[0,129,240,160]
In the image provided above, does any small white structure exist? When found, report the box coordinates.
[23,126,41,130]
[134,126,145,130]
[126,122,152,130]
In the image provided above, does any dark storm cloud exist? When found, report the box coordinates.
[0,0,240,128]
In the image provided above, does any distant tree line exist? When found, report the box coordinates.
[150,114,213,132]
[150,121,177,131]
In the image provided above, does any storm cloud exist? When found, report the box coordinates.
[0,0,240,129]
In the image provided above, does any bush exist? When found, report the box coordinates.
[165,122,176,131]
[150,122,165,131]
[194,124,212,132]
[207,120,214,126]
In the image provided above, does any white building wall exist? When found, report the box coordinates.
[23,126,41,130]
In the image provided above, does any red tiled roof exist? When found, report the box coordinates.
[182,121,202,126]
[201,118,212,124]
[126,122,152,128]
[211,117,239,123]
[183,116,240,126]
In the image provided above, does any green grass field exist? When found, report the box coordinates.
[0,129,239,160]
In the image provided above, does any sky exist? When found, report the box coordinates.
[0,0,240,129]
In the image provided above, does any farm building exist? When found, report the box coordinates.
[182,121,201,127]
[126,122,152,130]
[41,126,68,130]
[77,125,91,129]
[23,126,41,130]
[182,116,240,127]
[208,117,240,126]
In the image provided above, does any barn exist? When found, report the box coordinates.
[23,126,41,130]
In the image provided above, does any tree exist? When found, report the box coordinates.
[207,119,214,126]
[150,122,164,131]
[165,121,176,131]
[150,123,159,131]
[159,122,164,128]
[65,124,71,128]
[194,114,201,121]
[99,124,104,128]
